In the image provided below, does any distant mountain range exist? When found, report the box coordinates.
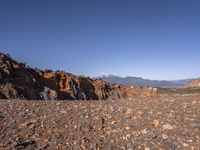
[97,75,194,88]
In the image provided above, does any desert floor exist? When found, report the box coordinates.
[0,94,200,150]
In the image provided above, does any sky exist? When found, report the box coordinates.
[0,0,200,80]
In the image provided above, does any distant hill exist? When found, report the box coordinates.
[98,75,194,88]
[183,78,200,88]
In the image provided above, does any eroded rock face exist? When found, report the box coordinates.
[184,78,200,88]
[0,52,157,100]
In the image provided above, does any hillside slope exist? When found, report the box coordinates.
[183,78,200,88]
[0,53,157,100]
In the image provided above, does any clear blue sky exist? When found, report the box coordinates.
[0,0,200,80]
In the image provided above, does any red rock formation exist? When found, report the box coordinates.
[183,78,200,88]
[0,52,157,100]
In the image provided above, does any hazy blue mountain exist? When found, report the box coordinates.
[97,75,194,88]
[169,79,195,85]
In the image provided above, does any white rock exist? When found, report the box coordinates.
[141,129,148,135]
[163,124,174,130]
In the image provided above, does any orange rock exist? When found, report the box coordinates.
[126,108,134,115]
[0,52,158,100]
[183,78,200,88]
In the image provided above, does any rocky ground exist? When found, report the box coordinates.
[0,94,200,150]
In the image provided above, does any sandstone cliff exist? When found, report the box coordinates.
[0,53,157,100]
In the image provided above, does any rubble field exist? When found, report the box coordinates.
[0,94,200,150]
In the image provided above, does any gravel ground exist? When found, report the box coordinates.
[0,94,200,150]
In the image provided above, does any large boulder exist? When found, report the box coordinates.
[39,86,58,100]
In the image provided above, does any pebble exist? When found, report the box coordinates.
[125,126,130,130]
[162,124,174,130]
[126,108,134,115]
[164,140,178,150]
[141,129,148,135]
[126,138,135,150]
[162,134,168,139]
[182,143,188,147]
[153,120,159,128]
[189,123,200,129]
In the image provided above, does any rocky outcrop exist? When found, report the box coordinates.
[183,78,200,88]
[0,52,157,100]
